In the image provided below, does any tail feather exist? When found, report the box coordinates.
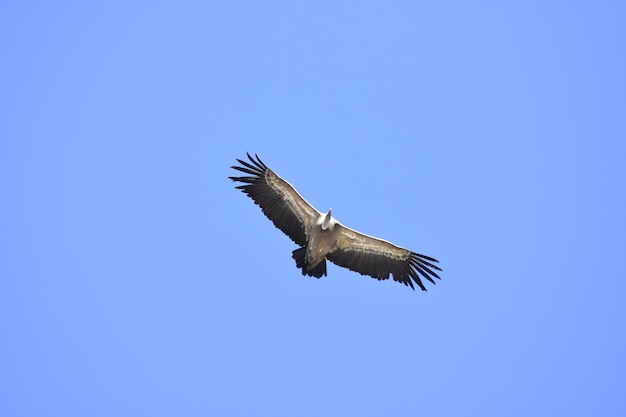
[291,247,327,278]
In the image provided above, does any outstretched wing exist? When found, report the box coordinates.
[327,224,442,291]
[229,153,320,246]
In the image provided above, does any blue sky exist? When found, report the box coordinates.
[2,1,625,416]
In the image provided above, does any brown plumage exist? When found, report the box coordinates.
[229,153,442,290]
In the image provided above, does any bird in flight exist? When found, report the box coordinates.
[229,153,442,290]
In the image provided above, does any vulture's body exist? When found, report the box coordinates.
[229,153,442,291]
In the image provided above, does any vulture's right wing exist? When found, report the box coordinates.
[229,153,320,246]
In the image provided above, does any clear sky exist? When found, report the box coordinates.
[2,1,625,416]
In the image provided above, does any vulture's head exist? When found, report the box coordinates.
[320,209,335,231]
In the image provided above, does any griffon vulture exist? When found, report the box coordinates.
[229,153,442,290]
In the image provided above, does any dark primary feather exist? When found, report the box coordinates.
[229,153,312,246]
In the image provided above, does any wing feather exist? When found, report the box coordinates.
[229,153,319,246]
[327,224,441,291]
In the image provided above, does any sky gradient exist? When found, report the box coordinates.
[2,2,625,416]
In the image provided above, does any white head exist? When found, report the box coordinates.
[320,209,335,231]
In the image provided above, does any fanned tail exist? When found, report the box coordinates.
[291,247,327,278]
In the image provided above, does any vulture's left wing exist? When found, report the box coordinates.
[327,224,441,290]
[229,153,320,246]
